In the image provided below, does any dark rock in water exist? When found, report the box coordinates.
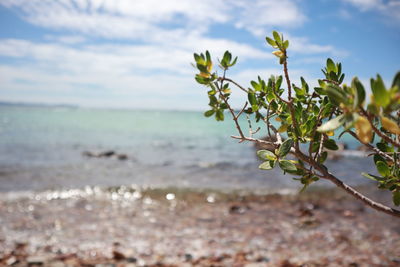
[82,151,96,157]
[254,135,278,152]
[98,151,115,157]
[82,150,116,158]
[117,154,128,160]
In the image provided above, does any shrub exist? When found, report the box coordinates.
[193,31,400,217]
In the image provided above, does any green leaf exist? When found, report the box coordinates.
[317,114,345,132]
[204,110,215,117]
[352,77,366,108]
[326,85,346,106]
[391,71,400,89]
[273,31,281,44]
[266,37,276,47]
[257,150,276,161]
[326,58,337,73]
[319,151,328,163]
[376,161,390,177]
[371,75,389,107]
[300,77,309,93]
[393,191,400,206]
[259,161,273,170]
[323,139,339,150]
[279,160,297,172]
[251,81,260,91]
[283,40,289,49]
[278,138,294,158]
[230,57,238,67]
[361,172,384,182]
[205,50,211,63]
[215,109,224,121]
[276,76,283,90]
[248,92,257,105]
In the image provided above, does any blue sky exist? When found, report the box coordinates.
[0,0,399,110]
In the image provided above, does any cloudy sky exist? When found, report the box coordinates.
[0,0,399,110]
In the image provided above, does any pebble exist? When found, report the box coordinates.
[6,256,17,266]
[27,256,46,265]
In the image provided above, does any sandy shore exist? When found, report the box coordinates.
[0,186,399,266]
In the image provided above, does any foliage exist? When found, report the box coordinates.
[193,31,400,217]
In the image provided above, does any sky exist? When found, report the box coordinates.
[0,0,399,110]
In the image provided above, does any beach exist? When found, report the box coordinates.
[1,186,399,266]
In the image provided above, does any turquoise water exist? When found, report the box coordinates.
[0,105,375,192]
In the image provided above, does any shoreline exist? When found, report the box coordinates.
[1,186,399,266]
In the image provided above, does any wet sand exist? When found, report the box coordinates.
[0,186,399,266]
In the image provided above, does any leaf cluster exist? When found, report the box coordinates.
[193,31,400,207]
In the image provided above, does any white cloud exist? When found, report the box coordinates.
[342,0,400,20]
[283,34,349,58]
[0,0,348,109]
[233,0,307,37]
[1,0,306,41]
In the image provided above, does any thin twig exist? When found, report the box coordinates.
[218,77,248,93]
[282,53,300,151]
[347,130,395,162]
[217,72,246,139]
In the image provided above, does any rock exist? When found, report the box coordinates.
[82,150,116,158]
[117,154,128,160]
[229,204,251,214]
[112,250,125,261]
[245,263,265,267]
[254,135,278,152]
[48,261,66,267]
[5,256,18,266]
[98,150,115,157]
[27,256,46,266]
[82,151,96,157]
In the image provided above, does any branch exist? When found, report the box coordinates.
[346,130,395,162]
[217,73,246,139]
[218,77,248,93]
[233,136,400,218]
[282,53,300,151]
[295,149,400,218]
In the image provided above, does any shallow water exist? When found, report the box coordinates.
[0,104,377,192]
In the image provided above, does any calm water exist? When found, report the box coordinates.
[0,105,376,192]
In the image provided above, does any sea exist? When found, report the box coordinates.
[0,104,378,194]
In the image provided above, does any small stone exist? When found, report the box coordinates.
[48,261,66,267]
[245,263,265,267]
[117,154,128,160]
[126,257,137,263]
[112,250,125,261]
[6,256,18,266]
[27,256,46,266]
[184,253,193,261]
[99,150,115,157]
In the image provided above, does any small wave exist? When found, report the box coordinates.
[0,184,301,203]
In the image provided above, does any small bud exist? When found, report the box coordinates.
[326,131,334,137]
